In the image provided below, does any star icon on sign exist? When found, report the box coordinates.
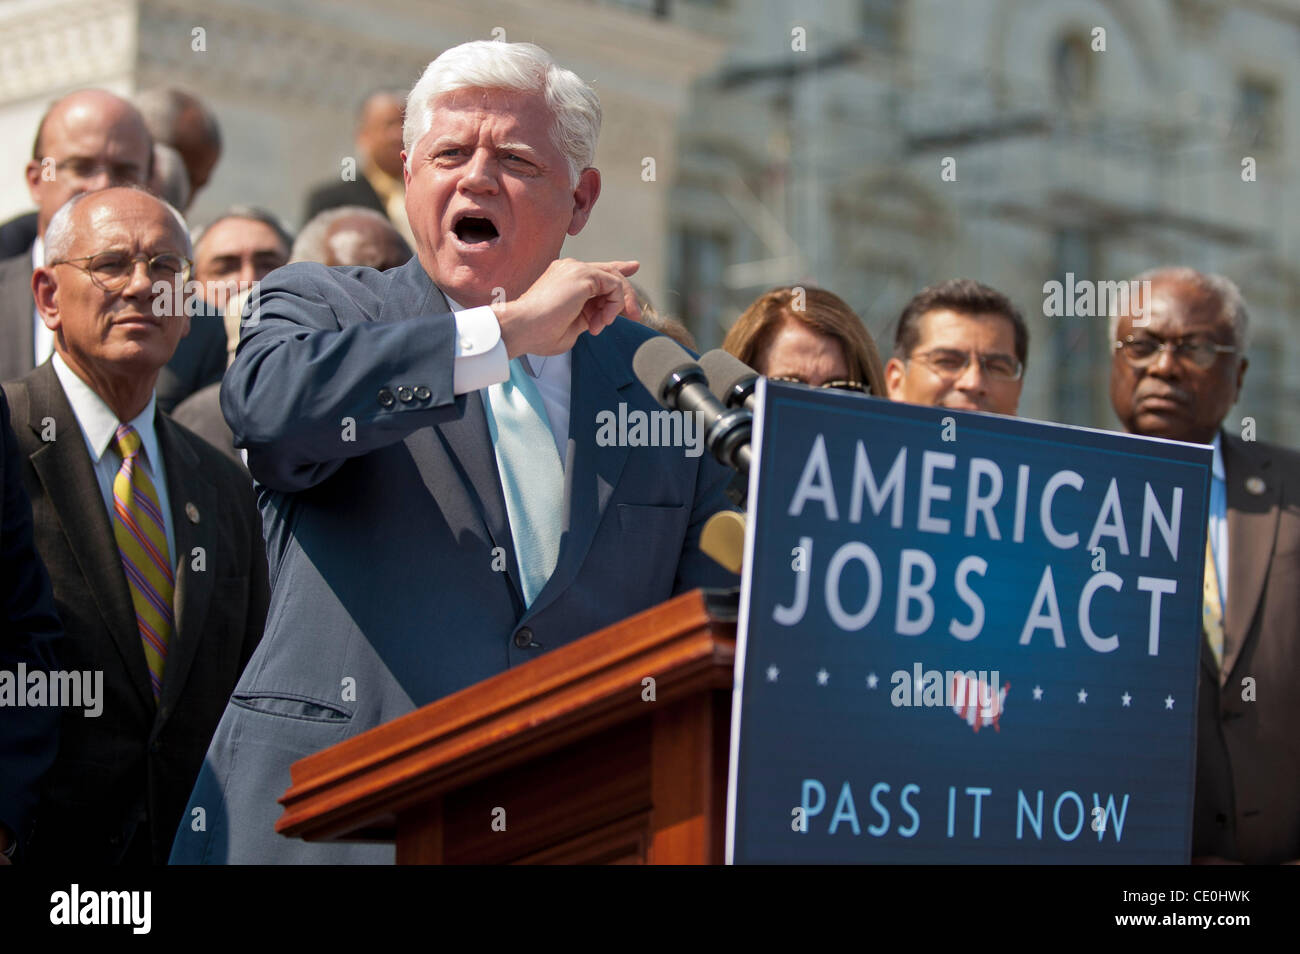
[1122,692,1132,707]
[1077,688,1088,704]
[1032,685,1043,701]
[817,669,829,686]
[1165,695,1175,710]
[866,672,879,689]
[766,665,779,683]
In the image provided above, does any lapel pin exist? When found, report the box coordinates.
[185,502,200,523]
[1245,476,1266,496]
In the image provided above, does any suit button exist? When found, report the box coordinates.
[377,388,396,408]
[150,740,161,753]
[397,386,414,403]
[414,385,431,401]
[514,626,536,649]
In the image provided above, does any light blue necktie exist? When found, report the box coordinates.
[484,357,565,607]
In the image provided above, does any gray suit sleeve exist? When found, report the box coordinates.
[221,264,464,493]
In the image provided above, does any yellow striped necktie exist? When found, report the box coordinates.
[1202,537,1225,669]
[111,424,174,701]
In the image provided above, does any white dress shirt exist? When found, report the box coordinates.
[1208,432,1229,610]
[32,237,54,367]
[51,352,176,562]
[444,294,572,461]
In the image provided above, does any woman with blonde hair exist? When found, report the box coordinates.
[722,286,886,396]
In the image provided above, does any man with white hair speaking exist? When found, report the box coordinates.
[171,41,736,864]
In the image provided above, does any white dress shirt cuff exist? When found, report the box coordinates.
[452,306,508,394]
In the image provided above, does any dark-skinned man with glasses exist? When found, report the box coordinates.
[885,279,1027,416]
[1,186,268,865]
[1109,267,1300,866]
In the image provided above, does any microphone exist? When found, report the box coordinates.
[632,337,753,474]
[699,349,758,413]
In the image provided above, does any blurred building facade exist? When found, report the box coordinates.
[662,0,1300,441]
[0,0,1296,438]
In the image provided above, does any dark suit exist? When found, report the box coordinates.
[1,251,225,412]
[302,175,384,223]
[0,212,37,260]
[3,362,269,865]
[171,382,241,466]
[170,257,737,863]
[1192,432,1300,864]
[0,388,63,860]
[155,305,227,414]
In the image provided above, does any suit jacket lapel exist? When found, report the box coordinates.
[526,331,632,620]
[24,363,154,710]
[157,415,218,716]
[426,390,523,606]
[376,260,524,606]
[1221,433,1279,682]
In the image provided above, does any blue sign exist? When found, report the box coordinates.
[726,381,1211,864]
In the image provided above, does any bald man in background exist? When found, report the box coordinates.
[0,90,153,383]
[290,205,410,271]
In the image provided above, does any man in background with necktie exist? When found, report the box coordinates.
[1109,267,1300,864]
[2,186,269,864]
[171,40,737,864]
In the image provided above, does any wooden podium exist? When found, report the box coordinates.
[276,589,738,864]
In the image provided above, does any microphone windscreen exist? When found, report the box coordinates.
[632,335,698,403]
[699,350,757,402]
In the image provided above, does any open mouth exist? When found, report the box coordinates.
[452,212,500,248]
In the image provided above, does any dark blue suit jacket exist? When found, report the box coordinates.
[171,257,737,862]
[0,387,62,859]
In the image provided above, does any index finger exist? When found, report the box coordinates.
[585,260,640,277]
[586,265,642,323]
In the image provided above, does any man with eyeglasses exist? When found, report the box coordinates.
[884,279,1028,416]
[1109,266,1300,865]
[0,90,153,384]
[1,187,268,864]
